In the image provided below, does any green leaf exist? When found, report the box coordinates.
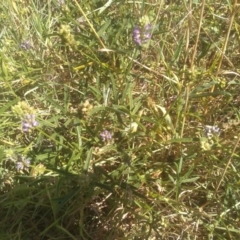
[171,36,184,64]
[0,98,19,114]
[181,177,200,183]
[83,147,93,172]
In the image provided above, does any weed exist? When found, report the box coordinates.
[0,0,240,239]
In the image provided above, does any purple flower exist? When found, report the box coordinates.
[143,24,151,40]
[20,40,32,50]
[133,26,142,45]
[22,114,38,132]
[133,24,152,46]
[100,130,112,142]
[16,161,24,171]
[16,157,31,171]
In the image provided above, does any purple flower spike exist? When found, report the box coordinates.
[133,24,152,46]
[22,121,31,132]
[22,114,38,132]
[133,26,142,45]
[100,130,112,142]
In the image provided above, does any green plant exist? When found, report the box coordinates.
[0,0,240,239]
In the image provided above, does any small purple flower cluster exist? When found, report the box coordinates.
[22,114,38,132]
[16,157,31,171]
[133,24,152,46]
[20,40,32,50]
[100,130,112,142]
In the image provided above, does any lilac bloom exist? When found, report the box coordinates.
[133,26,142,45]
[133,24,152,46]
[143,24,151,41]
[20,40,32,50]
[22,114,38,132]
[100,130,112,142]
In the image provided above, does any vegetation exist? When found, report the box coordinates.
[0,0,240,239]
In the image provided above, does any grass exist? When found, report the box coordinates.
[0,0,240,239]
